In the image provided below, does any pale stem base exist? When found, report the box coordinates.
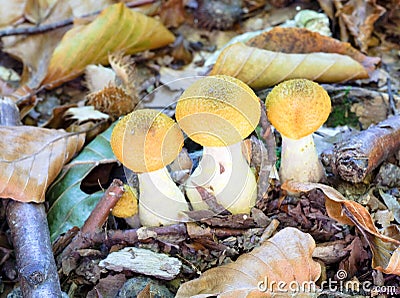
[138,167,188,226]
[185,141,257,214]
[280,134,325,183]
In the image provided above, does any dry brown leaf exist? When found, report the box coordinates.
[0,0,26,27]
[0,126,85,203]
[209,42,368,89]
[41,3,175,89]
[246,27,380,75]
[176,227,321,297]
[24,0,58,24]
[282,181,400,275]
[336,0,386,52]
[69,0,113,17]
[2,0,72,89]
[159,0,186,28]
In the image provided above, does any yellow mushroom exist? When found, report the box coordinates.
[111,185,138,218]
[176,75,261,214]
[265,79,331,182]
[111,109,188,226]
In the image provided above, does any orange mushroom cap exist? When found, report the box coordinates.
[265,79,331,139]
[175,75,261,147]
[111,109,184,173]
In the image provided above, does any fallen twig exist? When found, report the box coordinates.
[0,0,156,38]
[0,97,62,297]
[328,115,400,183]
[254,100,276,200]
[81,179,124,234]
[59,179,124,273]
[387,78,399,116]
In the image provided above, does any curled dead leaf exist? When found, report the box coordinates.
[336,0,386,52]
[209,42,368,89]
[0,126,85,203]
[42,3,175,88]
[176,227,321,297]
[246,27,380,75]
[282,181,400,275]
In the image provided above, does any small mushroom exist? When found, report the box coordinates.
[111,109,188,226]
[111,184,139,227]
[265,79,331,182]
[176,75,261,214]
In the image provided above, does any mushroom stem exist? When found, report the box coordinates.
[186,141,257,214]
[280,134,324,182]
[138,167,188,226]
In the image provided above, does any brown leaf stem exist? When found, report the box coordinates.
[329,115,400,182]
[0,0,156,38]
[0,97,62,297]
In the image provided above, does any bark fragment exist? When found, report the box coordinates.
[328,115,400,183]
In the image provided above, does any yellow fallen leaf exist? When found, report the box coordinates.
[209,42,369,89]
[0,126,85,203]
[42,3,175,88]
[282,181,400,275]
[176,227,321,297]
[246,27,380,75]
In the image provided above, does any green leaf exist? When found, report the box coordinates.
[47,123,117,242]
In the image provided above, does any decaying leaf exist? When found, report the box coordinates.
[176,227,321,297]
[209,42,368,89]
[47,123,116,242]
[159,0,186,28]
[336,0,386,52]
[0,126,85,203]
[41,3,175,88]
[0,0,26,27]
[246,27,380,74]
[24,0,58,24]
[2,0,72,89]
[282,181,400,275]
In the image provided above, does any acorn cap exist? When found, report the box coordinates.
[175,75,261,147]
[111,109,184,173]
[265,79,331,139]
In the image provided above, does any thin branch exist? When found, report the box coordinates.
[0,97,62,297]
[0,0,156,38]
[254,100,276,200]
[81,179,124,234]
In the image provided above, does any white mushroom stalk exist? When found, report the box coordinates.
[280,134,324,183]
[185,141,257,214]
[138,167,188,226]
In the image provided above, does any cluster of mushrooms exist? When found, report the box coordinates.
[110,75,331,227]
